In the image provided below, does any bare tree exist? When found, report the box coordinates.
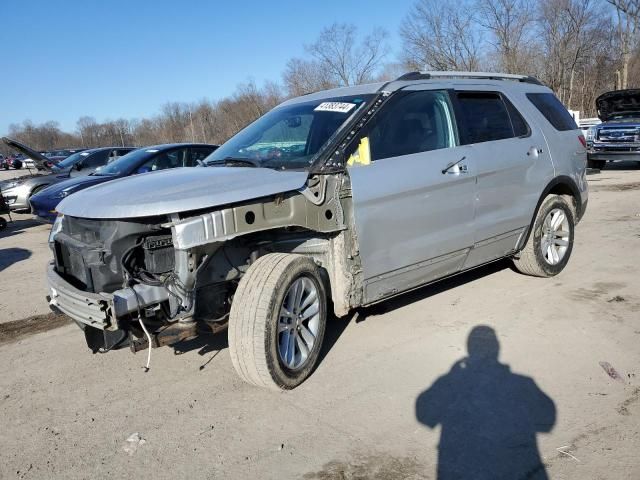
[304,23,389,86]
[537,0,610,108]
[282,58,338,96]
[479,0,536,74]
[400,0,483,71]
[607,0,640,88]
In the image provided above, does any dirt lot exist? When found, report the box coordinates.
[0,165,639,479]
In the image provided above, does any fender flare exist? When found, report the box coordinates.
[516,176,583,252]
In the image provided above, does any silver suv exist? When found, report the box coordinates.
[47,71,588,389]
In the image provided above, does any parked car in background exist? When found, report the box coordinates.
[588,89,640,169]
[31,143,218,222]
[0,138,136,212]
[44,148,86,158]
[45,71,587,390]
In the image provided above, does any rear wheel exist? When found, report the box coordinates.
[587,159,606,170]
[0,217,6,230]
[513,195,575,277]
[228,253,327,390]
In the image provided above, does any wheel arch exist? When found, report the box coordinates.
[516,176,581,252]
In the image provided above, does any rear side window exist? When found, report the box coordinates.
[526,93,577,131]
[504,97,530,137]
[456,92,516,144]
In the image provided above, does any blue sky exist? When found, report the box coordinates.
[0,0,415,134]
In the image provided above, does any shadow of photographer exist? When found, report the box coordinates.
[416,325,556,480]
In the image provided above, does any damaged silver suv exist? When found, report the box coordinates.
[48,72,588,389]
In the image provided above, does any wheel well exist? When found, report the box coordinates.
[516,177,581,252]
[547,183,578,216]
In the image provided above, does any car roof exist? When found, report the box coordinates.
[140,143,219,150]
[280,71,552,107]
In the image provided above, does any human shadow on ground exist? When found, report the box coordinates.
[416,325,556,480]
[0,247,32,272]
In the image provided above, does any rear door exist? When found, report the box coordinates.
[348,88,476,303]
[452,89,553,268]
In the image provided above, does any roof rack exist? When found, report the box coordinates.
[395,71,543,86]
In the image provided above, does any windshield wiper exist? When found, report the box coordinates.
[207,157,261,168]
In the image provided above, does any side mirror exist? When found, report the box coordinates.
[75,162,83,171]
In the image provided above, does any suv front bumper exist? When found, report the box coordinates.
[47,262,170,331]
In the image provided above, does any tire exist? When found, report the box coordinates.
[587,159,605,170]
[513,195,575,277]
[0,217,6,230]
[228,253,327,390]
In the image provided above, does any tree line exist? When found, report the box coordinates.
[3,0,639,154]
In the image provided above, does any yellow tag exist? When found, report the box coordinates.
[347,136,371,167]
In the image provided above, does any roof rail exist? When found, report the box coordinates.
[395,71,543,86]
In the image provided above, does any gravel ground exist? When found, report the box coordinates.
[0,165,639,479]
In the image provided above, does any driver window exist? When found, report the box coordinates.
[347,90,457,165]
[136,148,189,174]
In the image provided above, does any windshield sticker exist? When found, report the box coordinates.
[314,102,356,113]
[347,136,371,167]
[145,149,159,153]
[80,152,90,156]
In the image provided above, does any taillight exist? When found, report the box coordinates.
[578,135,587,148]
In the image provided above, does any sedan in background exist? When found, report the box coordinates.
[0,138,135,211]
[31,143,218,222]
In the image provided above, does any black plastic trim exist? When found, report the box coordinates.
[516,176,583,251]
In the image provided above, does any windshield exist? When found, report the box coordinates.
[94,148,156,175]
[54,151,90,169]
[205,94,374,170]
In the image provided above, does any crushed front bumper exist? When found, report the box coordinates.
[47,262,170,331]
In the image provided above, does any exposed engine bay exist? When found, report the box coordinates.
[48,174,362,355]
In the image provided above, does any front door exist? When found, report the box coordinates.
[347,88,477,303]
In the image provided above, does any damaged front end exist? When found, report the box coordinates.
[47,174,361,354]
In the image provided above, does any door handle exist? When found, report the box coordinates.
[442,156,468,174]
[527,147,543,157]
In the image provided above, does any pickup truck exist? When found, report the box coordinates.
[588,89,640,169]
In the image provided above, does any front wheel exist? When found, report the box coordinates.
[228,253,327,390]
[587,159,606,170]
[513,195,575,277]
